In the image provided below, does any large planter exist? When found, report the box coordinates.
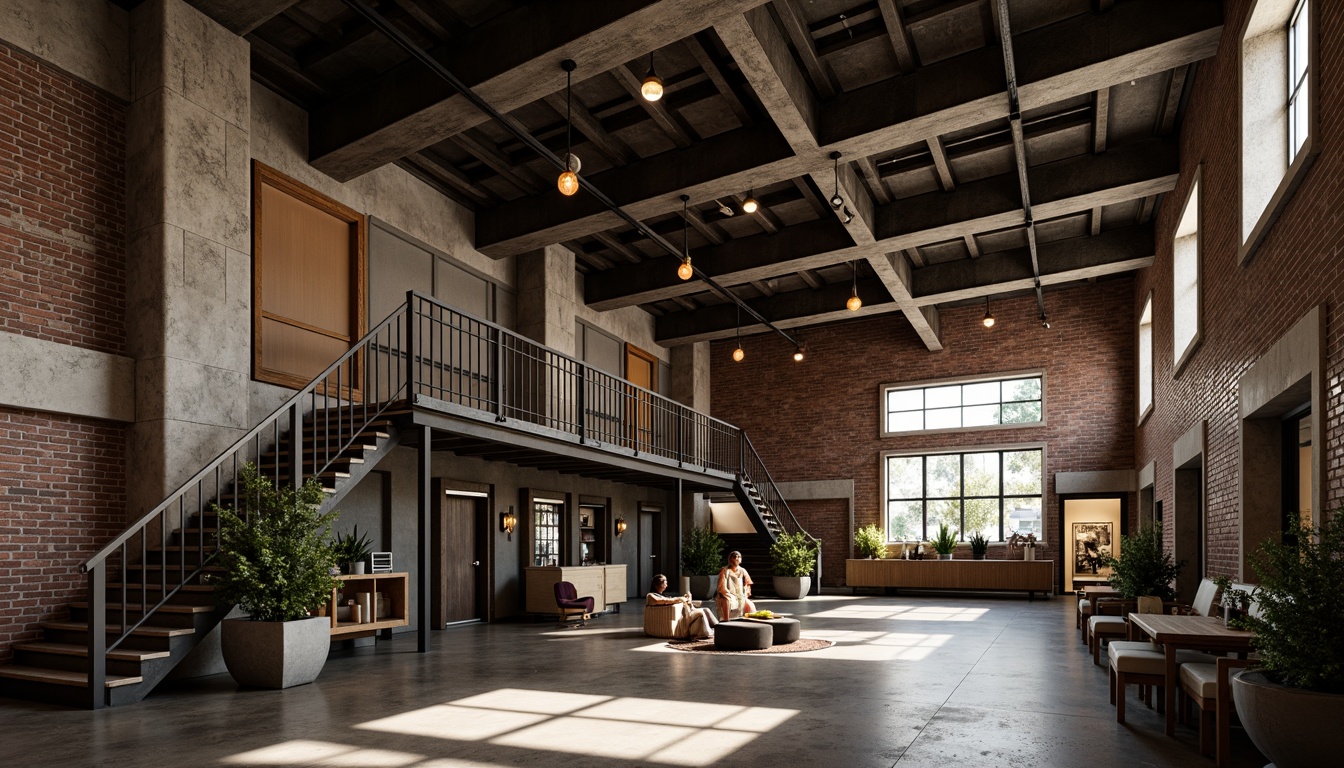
[773,576,810,600]
[686,574,719,601]
[222,616,330,689]
[1232,670,1344,768]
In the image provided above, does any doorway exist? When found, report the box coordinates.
[432,482,490,627]
[1060,495,1126,593]
[638,504,663,598]
[1173,458,1204,604]
[625,344,657,450]
[1281,403,1312,538]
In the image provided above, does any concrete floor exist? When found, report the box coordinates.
[0,594,1268,767]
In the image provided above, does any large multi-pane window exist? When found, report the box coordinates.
[885,448,1043,542]
[532,500,562,566]
[1288,0,1310,162]
[883,374,1043,434]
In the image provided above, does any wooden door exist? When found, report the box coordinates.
[638,508,661,596]
[434,495,481,626]
[625,344,657,449]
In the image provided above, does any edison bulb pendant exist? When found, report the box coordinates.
[732,346,745,362]
[847,294,862,312]
[677,260,693,280]
[557,170,579,196]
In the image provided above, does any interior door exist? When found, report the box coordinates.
[625,344,657,450]
[639,509,660,596]
[434,494,480,626]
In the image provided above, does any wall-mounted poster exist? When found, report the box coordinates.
[1073,522,1114,577]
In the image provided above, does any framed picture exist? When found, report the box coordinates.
[579,511,592,528]
[1073,522,1114,577]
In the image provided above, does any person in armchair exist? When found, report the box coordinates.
[717,550,756,620]
[644,574,718,639]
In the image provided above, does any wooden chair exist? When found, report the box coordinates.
[1109,641,1167,724]
[1089,598,1133,664]
[1076,593,1094,643]
[1179,657,1253,765]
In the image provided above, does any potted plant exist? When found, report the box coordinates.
[854,523,886,559]
[970,532,989,560]
[680,526,725,599]
[932,523,957,560]
[212,464,340,689]
[1229,514,1344,768]
[1007,530,1038,560]
[334,524,373,574]
[1101,521,1181,601]
[770,531,819,599]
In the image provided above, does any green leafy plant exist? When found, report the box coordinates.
[680,526,725,576]
[333,524,373,565]
[933,523,958,555]
[212,464,340,623]
[1232,514,1344,693]
[1102,521,1182,601]
[770,531,819,577]
[854,524,887,559]
[969,532,989,558]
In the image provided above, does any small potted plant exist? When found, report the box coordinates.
[333,525,373,574]
[679,526,725,599]
[213,464,340,689]
[932,523,957,560]
[1007,530,1038,560]
[854,523,886,559]
[969,532,989,560]
[770,531,819,599]
[1229,514,1344,768]
[1100,521,1180,601]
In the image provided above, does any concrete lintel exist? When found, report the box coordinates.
[1137,461,1155,490]
[1173,420,1206,469]
[1054,470,1135,495]
[776,479,856,501]
[0,332,135,422]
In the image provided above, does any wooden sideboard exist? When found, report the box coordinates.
[325,572,410,639]
[846,559,1054,600]
[525,564,628,615]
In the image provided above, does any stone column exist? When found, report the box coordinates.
[671,342,713,532]
[124,0,252,516]
[515,244,577,355]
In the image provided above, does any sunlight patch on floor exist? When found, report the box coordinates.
[221,739,422,767]
[804,630,953,661]
[807,605,989,622]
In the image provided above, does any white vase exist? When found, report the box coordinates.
[1024,547,1035,561]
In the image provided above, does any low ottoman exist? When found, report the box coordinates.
[714,620,772,651]
[753,617,801,645]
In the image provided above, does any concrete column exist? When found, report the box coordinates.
[125,0,252,516]
[515,244,576,355]
[669,342,710,411]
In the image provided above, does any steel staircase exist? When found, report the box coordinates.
[730,434,822,596]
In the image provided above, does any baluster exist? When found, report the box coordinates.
[86,563,105,708]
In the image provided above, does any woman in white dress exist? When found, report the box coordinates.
[716,550,757,619]
[646,575,718,639]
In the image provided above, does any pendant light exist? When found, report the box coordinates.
[557,60,581,196]
[982,296,995,328]
[732,303,745,362]
[641,52,664,102]
[793,345,806,362]
[829,151,844,209]
[742,189,759,214]
[846,261,862,311]
[677,195,693,280]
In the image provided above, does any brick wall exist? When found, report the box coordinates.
[712,280,1136,589]
[1134,0,1344,579]
[0,42,126,355]
[0,408,126,663]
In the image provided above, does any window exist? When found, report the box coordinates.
[882,374,1043,435]
[1173,176,1201,370]
[1288,0,1309,162]
[1138,294,1153,420]
[532,499,562,566]
[885,448,1043,542]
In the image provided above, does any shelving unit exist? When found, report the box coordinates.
[579,506,605,566]
[327,572,409,638]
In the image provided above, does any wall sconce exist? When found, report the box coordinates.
[500,505,517,540]
[614,517,628,538]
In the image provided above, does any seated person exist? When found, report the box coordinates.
[646,574,718,639]
[717,550,757,620]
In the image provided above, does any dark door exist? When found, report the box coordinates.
[434,495,481,626]
[639,508,661,596]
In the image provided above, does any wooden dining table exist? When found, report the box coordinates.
[1127,613,1255,736]
[1081,584,1120,615]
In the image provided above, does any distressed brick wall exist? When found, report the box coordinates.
[1134,0,1344,579]
[0,42,126,355]
[712,281,1136,590]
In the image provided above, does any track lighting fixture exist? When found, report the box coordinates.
[982,296,995,328]
[716,200,735,217]
[793,346,806,363]
[829,151,844,209]
[847,261,862,311]
[1040,315,1051,329]
[557,60,580,196]
[677,195,693,280]
[641,52,664,102]
[841,206,855,224]
[742,190,759,214]
[732,304,745,362]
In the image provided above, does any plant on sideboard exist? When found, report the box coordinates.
[969,532,989,560]
[333,524,373,574]
[854,523,887,559]
[932,523,958,559]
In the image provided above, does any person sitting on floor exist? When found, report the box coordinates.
[717,550,757,620]
[646,574,718,639]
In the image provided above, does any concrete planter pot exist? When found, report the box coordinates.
[773,576,810,599]
[938,554,953,560]
[222,616,330,689]
[686,575,719,601]
[1231,670,1344,768]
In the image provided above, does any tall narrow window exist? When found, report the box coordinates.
[532,499,562,566]
[1288,0,1310,162]
[1173,177,1201,369]
[1138,295,1153,420]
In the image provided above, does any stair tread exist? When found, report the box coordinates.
[43,621,195,638]
[13,642,171,662]
[72,602,215,614]
[107,583,214,592]
[0,666,143,688]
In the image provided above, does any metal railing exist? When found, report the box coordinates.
[739,433,823,585]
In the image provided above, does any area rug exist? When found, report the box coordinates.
[666,637,834,655]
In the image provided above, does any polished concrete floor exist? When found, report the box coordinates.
[0,594,1268,767]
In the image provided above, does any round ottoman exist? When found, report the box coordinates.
[756,617,801,645]
[714,620,772,651]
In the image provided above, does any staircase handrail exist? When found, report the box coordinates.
[738,432,816,544]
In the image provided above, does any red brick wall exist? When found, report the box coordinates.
[0,408,126,663]
[0,42,126,355]
[1134,0,1344,580]
[712,281,1136,589]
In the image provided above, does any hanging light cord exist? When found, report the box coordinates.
[565,67,572,165]
[340,0,801,350]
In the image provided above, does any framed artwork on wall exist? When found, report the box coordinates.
[1072,522,1114,578]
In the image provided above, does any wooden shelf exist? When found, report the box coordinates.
[325,572,409,636]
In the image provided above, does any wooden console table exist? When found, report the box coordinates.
[326,572,409,639]
[525,564,627,616]
[846,559,1054,599]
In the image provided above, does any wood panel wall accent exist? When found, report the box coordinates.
[252,161,367,392]
[846,558,1054,598]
